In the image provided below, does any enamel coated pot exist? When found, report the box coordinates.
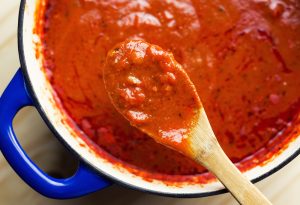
[0,0,300,199]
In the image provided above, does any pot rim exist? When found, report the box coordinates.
[17,0,300,198]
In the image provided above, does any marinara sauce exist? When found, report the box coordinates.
[104,40,202,155]
[41,0,300,182]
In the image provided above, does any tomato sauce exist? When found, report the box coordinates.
[40,0,300,182]
[104,40,201,154]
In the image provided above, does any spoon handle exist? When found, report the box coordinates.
[190,111,272,205]
[195,143,272,205]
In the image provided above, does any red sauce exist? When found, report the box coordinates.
[104,40,201,154]
[40,0,300,182]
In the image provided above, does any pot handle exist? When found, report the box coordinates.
[0,69,111,199]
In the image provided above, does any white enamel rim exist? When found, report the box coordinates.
[18,0,300,197]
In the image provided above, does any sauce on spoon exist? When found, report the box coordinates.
[104,40,201,155]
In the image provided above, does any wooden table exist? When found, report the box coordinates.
[0,1,299,204]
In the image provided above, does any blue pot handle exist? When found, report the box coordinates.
[0,69,111,199]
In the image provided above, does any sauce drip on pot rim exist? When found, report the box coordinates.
[39,0,300,183]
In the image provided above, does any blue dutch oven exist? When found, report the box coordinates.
[1,0,300,199]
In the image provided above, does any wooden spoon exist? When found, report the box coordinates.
[103,40,272,205]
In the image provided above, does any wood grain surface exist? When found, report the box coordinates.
[0,0,299,204]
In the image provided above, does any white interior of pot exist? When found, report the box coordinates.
[19,0,300,196]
